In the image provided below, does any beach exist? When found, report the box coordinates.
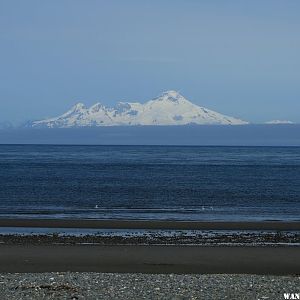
[0,244,299,275]
[0,234,299,299]
[1,273,299,300]
[0,221,299,298]
[0,219,298,274]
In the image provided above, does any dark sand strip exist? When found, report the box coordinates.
[0,219,299,230]
[0,245,299,275]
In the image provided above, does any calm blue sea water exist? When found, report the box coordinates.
[0,145,299,221]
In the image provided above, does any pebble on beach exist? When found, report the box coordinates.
[0,272,299,300]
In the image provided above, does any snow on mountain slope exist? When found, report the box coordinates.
[265,120,294,124]
[30,91,248,128]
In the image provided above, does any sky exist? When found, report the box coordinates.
[0,0,300,125]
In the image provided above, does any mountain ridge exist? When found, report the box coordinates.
[28,91,248,128]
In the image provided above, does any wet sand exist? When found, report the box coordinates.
[0,219,299,275]
[0,245,299,275]
[0,218,299,230]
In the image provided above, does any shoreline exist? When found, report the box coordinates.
[0,219,298,275]
[0,219,299,230]
[0,231,299,246]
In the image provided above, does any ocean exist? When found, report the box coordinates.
[0,145,299,221]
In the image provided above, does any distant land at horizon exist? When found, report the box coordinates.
[25,91,248,128]
[1,91,296,129]
[0,124,299,146]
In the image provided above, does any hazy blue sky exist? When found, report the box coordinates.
[1,0,300,124]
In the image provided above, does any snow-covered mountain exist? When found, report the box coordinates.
[29,91,248,128]
[265,120,294,125]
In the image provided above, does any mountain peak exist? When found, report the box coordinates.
[89,102,106,113]
[162,90,181,97]
[156,90,185,102]
[71,103,86,112]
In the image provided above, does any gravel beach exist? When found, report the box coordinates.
[0,272,299,300]
[0,222,298,299]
